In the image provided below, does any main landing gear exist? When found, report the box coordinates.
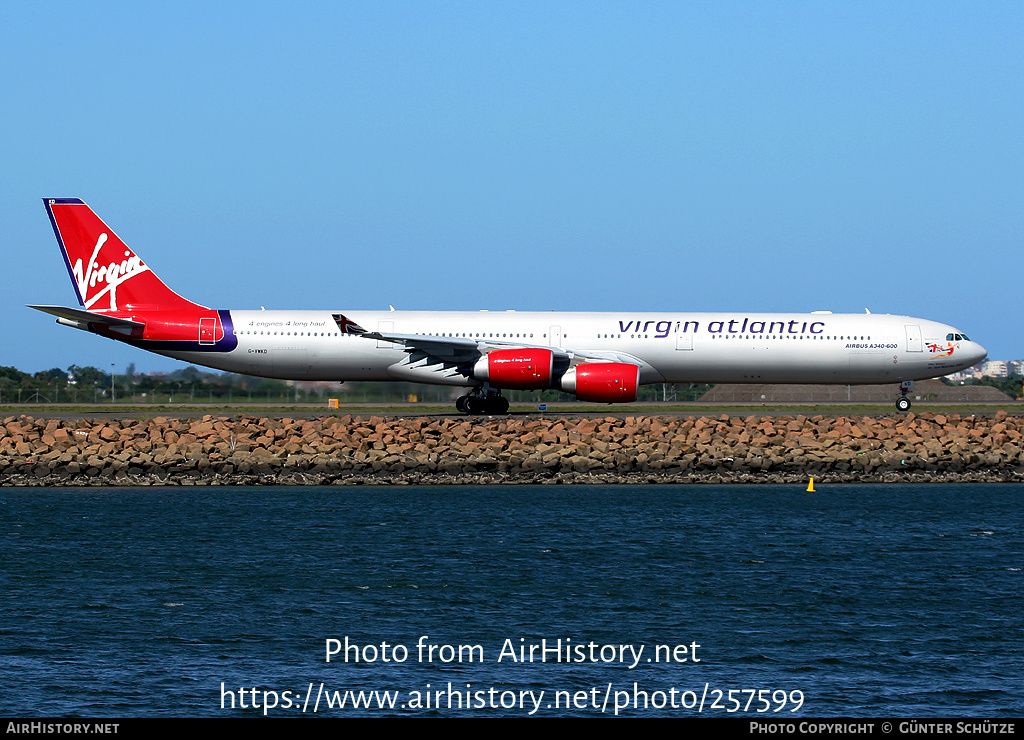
[456,389,510,415]
[896,380,914,412]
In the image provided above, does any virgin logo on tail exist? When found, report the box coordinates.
[45,198,207,314]
[73,233,151,311]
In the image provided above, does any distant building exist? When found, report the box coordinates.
[945,364,983,382]
[944,358,1022,383]
[982,360,1009,378]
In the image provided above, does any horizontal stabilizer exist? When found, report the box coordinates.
[27,304,145,328]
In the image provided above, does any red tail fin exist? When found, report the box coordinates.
[44,198,206,313]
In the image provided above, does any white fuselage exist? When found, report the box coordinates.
[156,309,987,388]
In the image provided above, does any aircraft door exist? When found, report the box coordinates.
[675,327,694,350]
[905,324,923,352]
[199,316,219,345]
[549,325,562,349]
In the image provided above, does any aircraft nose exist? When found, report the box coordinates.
[966,341,988,367]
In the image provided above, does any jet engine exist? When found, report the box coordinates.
[560,362,640,403]
[472,348,554,389]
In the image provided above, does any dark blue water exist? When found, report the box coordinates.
[2,484,1021,717]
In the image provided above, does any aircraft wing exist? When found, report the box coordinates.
[361,331,482,360]
[368,332,647,362]
[333,312,573,362]
[363,330,587,361]
[333,312,650,385]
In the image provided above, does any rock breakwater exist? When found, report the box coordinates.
[2,412,1022,486]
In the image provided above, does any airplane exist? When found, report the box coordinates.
[30,198,988,414]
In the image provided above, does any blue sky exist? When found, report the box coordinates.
[3,2,1022,374]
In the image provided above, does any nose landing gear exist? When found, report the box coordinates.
[896,380,914,412]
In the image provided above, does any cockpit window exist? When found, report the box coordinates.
[947,333,970,341]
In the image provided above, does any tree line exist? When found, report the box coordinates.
[3,360,1016,404]
[0,363,298,404]
[958,376,1023,400]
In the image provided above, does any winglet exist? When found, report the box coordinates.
[332,313,367,335]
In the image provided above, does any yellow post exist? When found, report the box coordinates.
[806,477,815,492]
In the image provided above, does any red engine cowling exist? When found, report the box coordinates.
[473,348,554,389]
[560,362,640,403]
